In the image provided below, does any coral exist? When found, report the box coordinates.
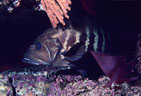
[0,75,12,96]
[0,0,72,28]
[47,75,141,96]
[0,65,59,95]
[0,65,140,96]
[40,0,72,28]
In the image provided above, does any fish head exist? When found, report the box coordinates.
[23,37,62,66]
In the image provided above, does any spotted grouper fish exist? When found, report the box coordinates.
[23,24,138,86]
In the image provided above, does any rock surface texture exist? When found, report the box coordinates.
[0,65,140,96]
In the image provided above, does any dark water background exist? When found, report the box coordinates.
[0,1,138,79]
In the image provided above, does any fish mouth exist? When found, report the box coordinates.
[23,57,41,65]
[23,57,50,66]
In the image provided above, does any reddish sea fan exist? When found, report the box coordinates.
[40,0,72,28]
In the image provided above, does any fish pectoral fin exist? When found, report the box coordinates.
[52,54,72,68]
[64,45,86,62]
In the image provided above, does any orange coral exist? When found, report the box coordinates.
[40,0,72,28]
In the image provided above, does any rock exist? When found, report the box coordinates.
[0,66,141,96]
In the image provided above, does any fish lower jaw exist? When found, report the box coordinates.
[23,57,40,65]
[23,57,50,65]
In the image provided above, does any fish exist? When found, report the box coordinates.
[23,27,87,68]
[23,24,138,86]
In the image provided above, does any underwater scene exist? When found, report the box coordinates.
[0,0,140,95]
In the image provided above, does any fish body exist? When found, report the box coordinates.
[23,24,108,66]
[23,24,137,86]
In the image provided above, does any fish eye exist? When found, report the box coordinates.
[30,45,35,49]
[34,41,42,50]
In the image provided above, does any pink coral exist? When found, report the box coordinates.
[40,0,72,28]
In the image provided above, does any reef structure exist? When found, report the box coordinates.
[0,65,141,96]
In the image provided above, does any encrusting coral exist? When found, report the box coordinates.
[0,70,141,96]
